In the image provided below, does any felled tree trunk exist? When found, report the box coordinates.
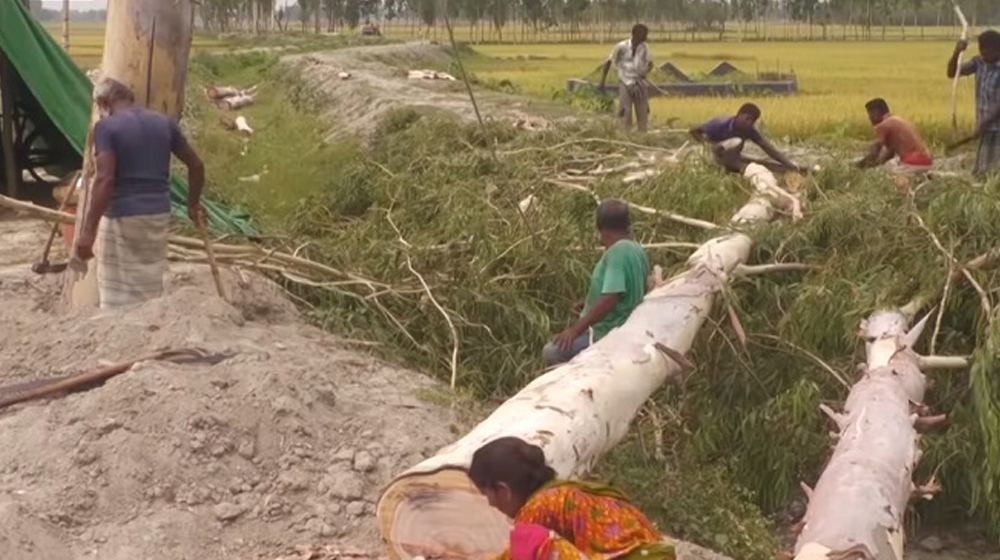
[794,309,933,560]
[67,0,195,309]
[376,164,786,560]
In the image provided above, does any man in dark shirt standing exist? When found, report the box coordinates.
[689,103,802,174]
[75,77,206,309]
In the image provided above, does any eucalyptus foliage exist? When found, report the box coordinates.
[272,104,1000,543]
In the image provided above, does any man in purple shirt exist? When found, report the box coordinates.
[75,77,205,309]
[689,103,801,174]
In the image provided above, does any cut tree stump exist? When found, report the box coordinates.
[376,164,790,560]
[794,309,936,560]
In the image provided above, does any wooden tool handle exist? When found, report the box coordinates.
[198,221,227,301]
[946,133,978,153]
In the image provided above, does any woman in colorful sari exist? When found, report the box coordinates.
[468,437,676,560]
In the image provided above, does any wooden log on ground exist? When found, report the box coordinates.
[0,348,231,411]
[66,0,195,309]
[218,93,255,110]
[207,85,241,100]
[793,309,935,560]
[376,164,785,560]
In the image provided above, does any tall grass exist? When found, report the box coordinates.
[467,40,978,144]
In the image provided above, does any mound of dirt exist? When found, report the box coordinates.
[283,42,566,142]
[0,216,460,560]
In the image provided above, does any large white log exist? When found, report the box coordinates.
[794,309,933,560]
[376,164,784,560]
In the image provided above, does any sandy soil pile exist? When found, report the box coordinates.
[0,217,459,560]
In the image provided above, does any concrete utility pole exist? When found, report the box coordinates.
[67,0,196,308]
[62,0,69,50]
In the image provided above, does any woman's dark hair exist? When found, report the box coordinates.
[468,437,556,499]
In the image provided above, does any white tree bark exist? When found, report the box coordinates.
[219,94,256,110]
[376,165,786,560]
[794,309,934,560]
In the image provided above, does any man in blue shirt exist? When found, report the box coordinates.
[75,77,205,309]
[689,103,802,174]
[948,30,1000,176]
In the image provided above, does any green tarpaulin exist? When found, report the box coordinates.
[0,0,257,236]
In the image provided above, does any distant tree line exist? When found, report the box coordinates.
[28,0,107,22]
[26,0,1000,41]
[192,0,1000,41]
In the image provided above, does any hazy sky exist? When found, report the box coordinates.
[41,0,107,10]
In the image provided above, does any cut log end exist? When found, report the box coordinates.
[377,468,510,560]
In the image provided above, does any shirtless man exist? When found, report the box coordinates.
[856,98,933,171]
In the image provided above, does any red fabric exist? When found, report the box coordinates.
[900,151,933,166]
[510,523,553,560]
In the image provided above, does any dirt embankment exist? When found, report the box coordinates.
[282,42,566,142]
[0,217,461,560]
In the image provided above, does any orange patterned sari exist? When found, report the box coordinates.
[497,480,675,560]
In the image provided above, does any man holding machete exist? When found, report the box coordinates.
[947,29,1000,176]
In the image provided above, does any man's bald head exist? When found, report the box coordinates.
[596,198,631,234]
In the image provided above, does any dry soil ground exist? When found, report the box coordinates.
[0,215,460,560]
[282,42,573,142]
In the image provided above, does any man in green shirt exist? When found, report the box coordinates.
[543,199,650,367]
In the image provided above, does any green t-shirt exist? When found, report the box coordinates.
[582,238,650,341]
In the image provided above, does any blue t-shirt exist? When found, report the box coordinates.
[699,115,763,144]
[93,107,183,218]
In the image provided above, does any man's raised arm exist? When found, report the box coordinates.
[947,39,974,78]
